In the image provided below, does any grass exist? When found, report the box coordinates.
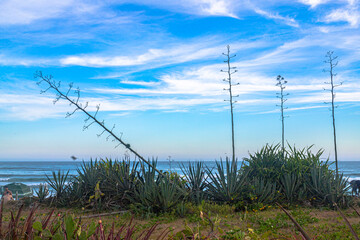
[2,200,360,239]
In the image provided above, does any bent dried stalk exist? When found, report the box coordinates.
[35,71,163,176]
[334,203,359,240]
[351,206,360,218]
[275,202,312,240]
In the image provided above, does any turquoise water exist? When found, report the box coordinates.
[0,160,358,192]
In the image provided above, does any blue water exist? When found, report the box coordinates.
[0,160,358,193]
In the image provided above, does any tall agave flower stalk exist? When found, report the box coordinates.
[276,75,289,159]
[221,45,239,162]
[323,51,342,177]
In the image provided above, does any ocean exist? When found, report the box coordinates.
[0,160,358,194]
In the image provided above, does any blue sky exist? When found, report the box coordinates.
[0,0,360,161]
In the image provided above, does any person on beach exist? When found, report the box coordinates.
[3,187,12,196]
[2,186,13,204]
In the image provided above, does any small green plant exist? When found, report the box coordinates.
[257,214,289,233]
[222,228,246,240]
[291,209,319,226]
[173,220,215,239]
[201,201,235,216]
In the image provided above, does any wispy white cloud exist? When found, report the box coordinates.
[120,80,160,87]
[0,0,102,25]
[53,38,267,70]
[0,37,225,67]
[85,30,360,117]
[189,0,239,18]
[0,94,69,120]
[2,2,360,121]
[324,7,360,27]
[0,54,56,66]
[256,105,328,114]
[298,0,329,8]
[2,68,360,121]
[59,40,225,67]
[0,0,73,25]
[323,0,360,27]
[114,0,240,18]
[253,8,299,27]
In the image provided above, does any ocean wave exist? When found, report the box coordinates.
[348,177,360,181]
[345,173,360,177]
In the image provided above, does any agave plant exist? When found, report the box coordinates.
[285,145,325,180]
[46,170,69,205]
[243,144,284,183]
[64,179,85,205]
[132,159,185,213]
[76,159,101,199]
[243,144,347,206]
[307,165,351,207]
[250,178,278,204]
[206,157,248,204]
[279,173,305,204]
[35,184,50,203]
[181,161,208,204]
[99,158,139,207]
